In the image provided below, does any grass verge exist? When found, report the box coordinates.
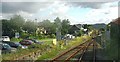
[37,35,91,60]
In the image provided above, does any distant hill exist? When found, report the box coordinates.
[91,23,106,29]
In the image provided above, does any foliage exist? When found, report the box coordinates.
[20,32,29,39]
[23,20,37,34]
[37,35,91,60]
[11,38,22,42]
[2,44,51,60]
[61,19,70,35]
[37,46,61,60]
[54,17,61,29]
[79,29,84,36]
[50,34,56,38]
[38,19,55,34]
[2,15,70,39]
[2,15,25,38]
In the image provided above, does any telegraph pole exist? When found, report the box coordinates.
[56,21,61,41]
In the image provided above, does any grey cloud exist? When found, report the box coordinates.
[66,1,119,9]
[66,2,106,9]
[63,0,119,2]
[2,0,49,2]
[1,1,119,14]
[2,2,52,13]
[2,0,119,2]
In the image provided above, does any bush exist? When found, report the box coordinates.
[11,37,22,42]
[39,35,45,39]
[20,32,29,39]
[50,34,55,38]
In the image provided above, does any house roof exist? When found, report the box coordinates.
[68,24,82,31]
[75,24,82,29]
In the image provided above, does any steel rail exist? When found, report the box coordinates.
[65,46,85,61]
[77,40,93,62]
[51,41,89,62]
[65,41,92,61]
[93,41,96,62]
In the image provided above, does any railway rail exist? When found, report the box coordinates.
[51,39,97,62]
[10,39,97,62]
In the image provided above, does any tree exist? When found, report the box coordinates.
[79,29,84,36]
[2,19,12,37]
[54,17,62,29]
[9,15,25,32]
[23,20,37,34]
[39,19,51,28]
[54,17,62,40]
[2,15,25,38]
[61,19,70,35]
[38,19,55,34]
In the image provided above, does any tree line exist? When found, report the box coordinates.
[2,15,70,39]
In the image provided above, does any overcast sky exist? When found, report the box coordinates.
[0,0,119,24]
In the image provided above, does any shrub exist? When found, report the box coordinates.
[50,34,56,38]
[20,32,29,39]
[11,37,22,42]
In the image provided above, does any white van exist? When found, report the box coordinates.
[2,36,10,41]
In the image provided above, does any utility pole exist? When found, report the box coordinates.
[56,21,61,41]
[34,19,37,37]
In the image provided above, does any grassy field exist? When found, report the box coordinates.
[2,36,91,60]
[2,44,51,60]
[2,38,54,60]
[39,38,55,45]
[37,35,91,60]
[11,37,54,42]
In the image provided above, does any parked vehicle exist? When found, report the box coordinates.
[26,39,43,44]
[2,41,22,48]
[1,43,16,54]
[19,40,34,46]
[63,34,75,40]
[14,42,23,48]
[0,38,2,41]
[2,36,10,41]
[21,45,28,49]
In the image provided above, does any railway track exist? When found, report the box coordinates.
[51,39,97,62]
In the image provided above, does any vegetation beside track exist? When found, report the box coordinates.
[2,44,51,60]
[2,29,97,60]
[37,35,92,60]
[2,38,55,60]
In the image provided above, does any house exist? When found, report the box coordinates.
[68,24,83,36]
[36,27,47,35]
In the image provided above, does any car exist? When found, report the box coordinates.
[14,42,23,48]
[19,40,34,46]
[21,45,28,49]
[2,41,22,48]
[1,43,16,54]
[2,36,10,41]
[26,39,43,44]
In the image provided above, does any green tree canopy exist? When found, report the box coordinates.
[61,19,70,35]
[2,15,25,38]
[23,20,37,34]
